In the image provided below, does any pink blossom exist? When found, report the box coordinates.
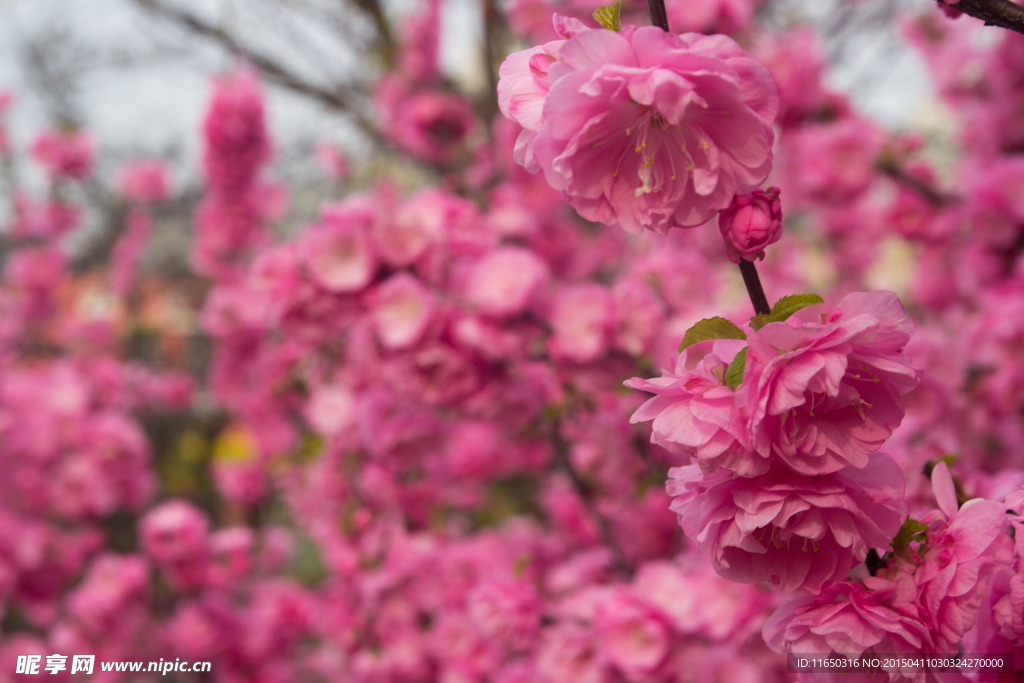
[596,586,671,676]
[202,67,270,195]
[376,77,478,166]
[781,117,883,206]
[303,197,377,292]
[626,339,756,475]
[611,279,665,357]
[884,463,1016,654]
[111,209,151,295]
[139,500,210,589]
[373,188,442,267]
[369,272,436,350]
[314,141,350,182]
[548,283,612,364]
[118,160,170,203]
[667,0,761,35]
[498,20,779,233]
[633,556,772,641]
[742,291,922,476]
[764,577,932,659]
[668,453,907,593]
[30,128,94,180]
[718,186,782,263]
[304,384,356,437]
[466,246,550,317]
[467,577,542,650]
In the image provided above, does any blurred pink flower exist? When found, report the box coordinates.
[466,246,550,318]
[30,128,94,180]
[370,272,436,350]
[548,283,612,363]
[118,160,170,203]
[302,199,377,293]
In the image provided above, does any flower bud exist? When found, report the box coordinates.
[717,187,783,263]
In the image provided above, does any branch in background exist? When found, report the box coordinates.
[943,0,1024,36]
[347,0,395,69]
[548,418,634,577]
[479,0,500,125]
[132,0,378,137]
[877,159,957,207]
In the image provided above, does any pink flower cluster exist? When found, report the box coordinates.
[629,292,920,594]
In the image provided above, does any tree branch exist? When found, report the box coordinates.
[944,0,1024,36]
[132,0,377,136]
[346,0,395,68]
[877,159,957,207]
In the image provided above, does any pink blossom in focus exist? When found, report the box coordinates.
[668,453,907,593]
[718,186,782,263]
[626,339,756,475]
[742,291,922,476]
[30,129,94,180]
[882,463,1015,654]
[498,19,779,233]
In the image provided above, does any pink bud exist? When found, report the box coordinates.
[717,187,783,264]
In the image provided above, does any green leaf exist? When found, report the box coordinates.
[768,293,824,323]
[592,0,621,31]
[678,317,747,352]
[749,313,770,331]
[891,517,928,551]
[724,346,747,390]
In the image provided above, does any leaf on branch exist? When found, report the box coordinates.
[593,0,622,31]
[891,517,929,551]
[724,347,747,390]
[678,317,746,352]
[749,313,769,331]
[768,293,824,323]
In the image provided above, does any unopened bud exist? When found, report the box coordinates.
[718,187,783,264]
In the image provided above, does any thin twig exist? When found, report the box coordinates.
[132,0,377,136]
[877,160,957,207]
[548,418,633,577]
[647,0,670,31]
[944,0,1024,36]
[739,260,771,316]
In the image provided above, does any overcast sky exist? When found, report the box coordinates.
[0,0,935,189]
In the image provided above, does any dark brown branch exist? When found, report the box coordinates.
[877,159,957,207]
[132,0,376,136]
[739,259,771,316]
[479,0,500,124]
[347,0,395,68]
[647,0,670,31]
[548,418,633,577]
[944,0,1024,36]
